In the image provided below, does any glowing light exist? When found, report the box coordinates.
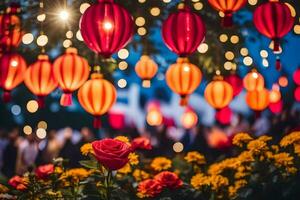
[22,33,34,45]
[243,56,253,66]
[63,39,72,48]
[146,109,163,126]
[260,50,268,58]
[23,125,32,135]
[11,60,18,67]
[118,61,128,70]
[163,0,171,3]
[37,13,46,22]
[138,0,146,3]
[252,72,258,79]
[135,17,145,26]
[150,7,160,16]
[59,10,69,21]
[240,48,248,56]
[27,100,39,113]
[248,0,258,6]
[181,110,198,129]
[66,31,73,39]
[197,43,208,53]
[11,105,21,115]
[38,121,48,129]
[294,25,300,34]
[118,79,127,88]
[173,142,184,153]
[262,58,269,67]
[230,35,239,44]
[37,35,48,46]
[118,49,129,59]
[76,30,83,41]
[219,34,228,42]
[194,2,203,10]
[103,21,113,30]
[137,27,147,36]
[225,51,234,60]
[80,3,90,14]
[224,62,233,70]
[183,66,190,72]
[278,76,288,87]
[36,128,47,139]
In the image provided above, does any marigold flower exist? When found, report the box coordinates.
[209,174,229,191]
[272,152,294,168]
[80,143,94,156]
[280,131,300,147]
[133,169,150,182]
[190,173,210,189]
[184,151,206,165]
[118,163,132,174]
[137,179,162,198]
[60,168,90,183]
[258,135,272,142]
[232,133,253,147]
[247,139,268,154]
[286,167,297,174]
[294,144,300,156]
[114,136,130,145]
[154,171,183,189]
[129,152,139,166]
[228,179,247,198]
[0,184,9,193]
[150,157,172,172]
[238,151,254,163]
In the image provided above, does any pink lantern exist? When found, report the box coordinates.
[215,106,232,125]
[224,74,243,97]
[269,100,283,114]
[293,68,300,86]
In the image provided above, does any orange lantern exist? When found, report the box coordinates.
[0,52,27,102]
[245,88,269,111]
[24,55,58,107]
[53,48,89,106]
[204,76,233,109]
[181,108,198,129]
[166,57,202,106]
[135,55,158,88]
[78,73,117,128]
[269,84,281,103]
[243,70,264,91]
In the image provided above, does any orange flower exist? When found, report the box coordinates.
[8,176,28,191]
[137,179,162,198]
[154,171,183,189]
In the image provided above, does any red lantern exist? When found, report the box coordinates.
[0,52,27,102]
[162,4,206,57]
[215,106,232,125]
[269,100,283,114]
[245,88,269,111]
[295,87,300,102]
[166,58,202,106]
[224,74,243,97]
[135,55,158,88]
[0,5,22,51]
[293,68,300,86]
[53,48,89,106]
[24,55,58,107]
[208,0,247,27]
[80,0,133,58]
[243,70,264,91]
[253,1,294,53]
[204,76,233,109]
[78,73,117,128]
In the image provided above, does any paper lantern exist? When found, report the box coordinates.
[162,4,206,56]
[135,55,158,88]
[253,0,294,53]
[108,111,125,130]
[78,74,117,128]
[295,87,300,102]
[181,108,198,129]
[166,58,202,106]
[204,76,233,109]
[243,70,264,91]
[207,128,231,149]
[224,74,243,97]
[208,0,247,27]
[0,6,22,51]
[53,48,89,106]
[146,109,163,126]
[269,100,283,114]
[24,55,58,107]
[245,88,269,111]
[80,0,133,58]
[215,106,232,125]
[269,85,281,103]
[278,76,288,87]
[293,68,300,85]
[0,52,27,102]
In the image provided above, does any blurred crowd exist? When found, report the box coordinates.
[0,109,299,179]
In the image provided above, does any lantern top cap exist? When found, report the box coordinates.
[213,75,224,81]
[38,54,49,60]
[66,47,78,54]
[140,55,151,60]
[176,57,189,64]
[91,73,103,79]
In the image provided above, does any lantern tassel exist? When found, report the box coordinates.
[222,13,233,27]
[3,91,11,103]
[93,117,101,129]
[179,95,189,106]
[37,96,45,108]
[254,111,261,119]
[273,39,280,53]
[60,93,72,106]
[275,56,281,71]
[142,80,151,88]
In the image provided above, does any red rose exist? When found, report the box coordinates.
[35,164,54,179]
[131,137,152,150]
[137,179,162,198]
[154,171,183,189]
[8,176,27,191]
[92,138,132,170]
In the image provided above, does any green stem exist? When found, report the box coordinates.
[105,170,112,200]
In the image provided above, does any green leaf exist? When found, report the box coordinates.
[79,160,98,169]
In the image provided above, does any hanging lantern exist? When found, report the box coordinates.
[295,87,300,102]
[215,106,233,125]
[146,109,163,127]
[207,128,231,149]
[224,74,243,97]
[0,52,27,102]
[162,4,206,57]
[135,55,158,88]
[208,0,247,27]
[78,73,117,128]
[204,76,233,109]
[24,55,58,107]
[253,1,294,53]
[269,84,281,103]
[80,0,133,58]
[278,76,288,87]
[245,88,269,111]
[166,58,202,106]
[53,48,89,106]
[293,68,300,86]
[0,4,22,51]
[243,70,264,91]
[269,100,283,114]
[181,108,198,129]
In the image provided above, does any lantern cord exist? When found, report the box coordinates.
[39,0,45,53]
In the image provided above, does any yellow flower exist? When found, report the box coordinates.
[118,163,132,174]
[46,190,63,197]
[294,144,300,156]
[133,169,150,182]
[247,139,268,154]
[286,167,297,174]
[0,184,9,193]
[209,175,229,191]
[80,143,94,156]
[150,157,172,172]
[228,179,247,198]
[60,168,90,183]
[271,145,279,153]
[232,133,253,147]
[208,158,241,175]
[238,151,254,163]
[114,136,130,145]
[272,152,294,168]
[55,166,63,174]
[280,131,300,147]
[190,173,210,189]
[184,151,206,165]
[129,153,139,166]
[258,135,272,142]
